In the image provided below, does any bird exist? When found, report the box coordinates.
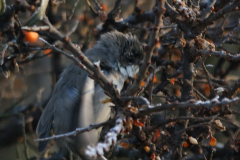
[36,31,144,159]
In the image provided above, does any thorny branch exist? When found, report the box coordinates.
[36,96,239,142]
[126,0,166,96]
[35,119,115,142]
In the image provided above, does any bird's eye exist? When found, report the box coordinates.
[128,58,135,64]
[131,49,136,55]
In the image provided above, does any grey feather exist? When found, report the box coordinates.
[36,31,144,159]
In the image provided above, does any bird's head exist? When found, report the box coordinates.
[85,31,144,77]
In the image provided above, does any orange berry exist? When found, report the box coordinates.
[210,137,217,146]
[43,49,52,57]
[23,31,39,43]
[43,49,51,54]
[153,129,161,142]
[153,75,157,83]
[151,153,156,159]
[141,81,145,87]
[204,85,210,96]
[169,78,175,84]
[143,146,150,152]
[183,141,189,147]
[101,4,108,11]
[120,142,128,148]
[133,119,144,127]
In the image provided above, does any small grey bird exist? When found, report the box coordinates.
[36,31,144,159]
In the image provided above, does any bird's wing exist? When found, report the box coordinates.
[36,97,54,151]
[36,63,84,152]
[63,75,98,157]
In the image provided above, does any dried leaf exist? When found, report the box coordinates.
[210,137,217,146]
[174,38,186,48]
[130,107,138,114]
[153,75,157,83]
[204,85,210,96]
[133,119,144,127]
[120,142,128,148]
[183,141,189,147]
[169,78,175,84]
[44,49,52,54]
[151,153,156,160]
[195,37,215,51]
[189,136,198,145]
[153,129,161,142]
[101,97,112,104]
[174,88,181,97]
[166,122,176,128]
[213,120,226,132]
[125,117,133,132]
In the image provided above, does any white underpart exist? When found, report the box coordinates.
[118,63,139,78]
[94,60,100,66]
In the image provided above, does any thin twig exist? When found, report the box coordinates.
[196,49,240,61]
[126,0,166,96]
[35,119,115,142]
[150,115,217,131]
[21,26,50,31]
[137,96,239,116]
[86,0,98,15]
[137,66,164,95]
[159,120,216,146]
[0,43,9,65]
[68,0,80,20]
[202,63,216,97]
[193,88,208,101]
[21,115,29,159]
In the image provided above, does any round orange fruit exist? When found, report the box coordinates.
[23,31,39,43]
